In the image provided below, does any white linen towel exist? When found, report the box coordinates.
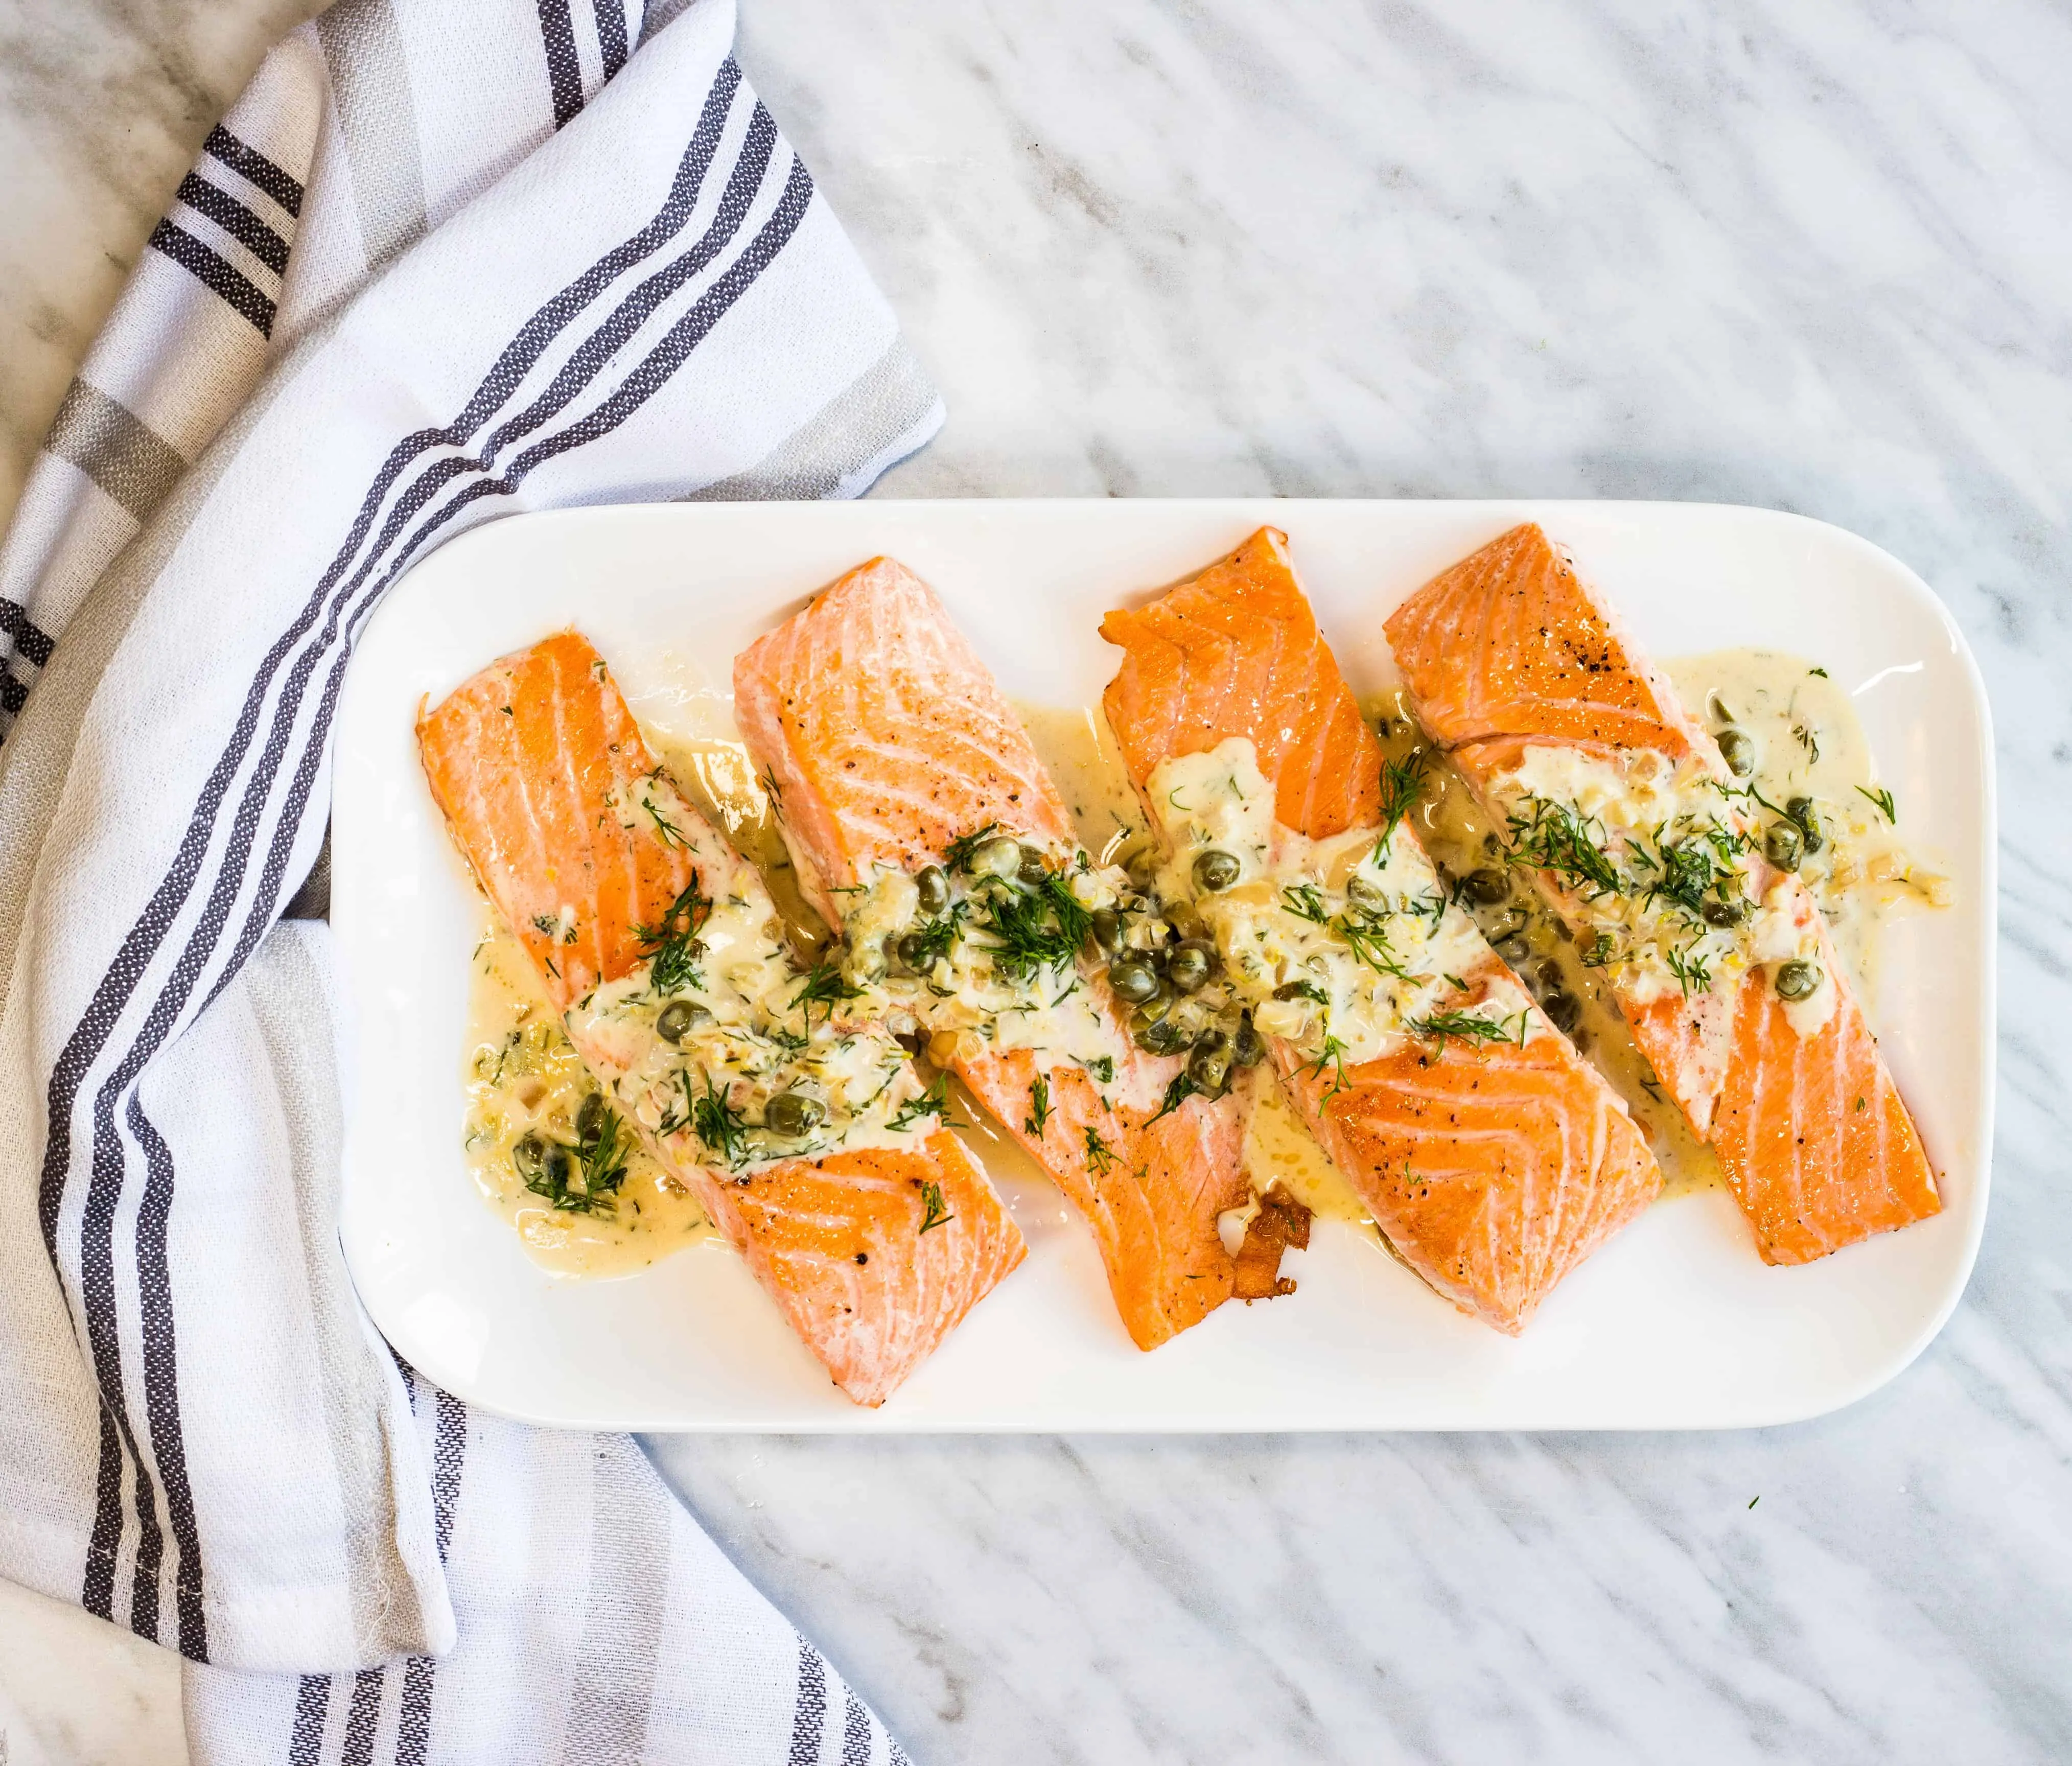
[0,0,938,1758]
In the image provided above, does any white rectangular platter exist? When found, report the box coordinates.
[333,499,1995,1431]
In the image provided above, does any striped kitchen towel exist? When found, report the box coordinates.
[0,0,933,1759]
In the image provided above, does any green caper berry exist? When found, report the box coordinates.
[1017,845,1050,886]
[656,1000,710,1043]
[1193,849,1241,892]
[1232,1016,1268,1067]
[970,835,1023,879]
[1786,797,1825,854]
[1701,896,1748,928]
[513,1134,546,1180]
[1109,957,1161,1004]
[1717,728,1756,777]
[764,1091,826,1137]
[1346,874,1386,909]
[1089,908,1125,955]
[1775,960,1821,1001]
[1166,941,1214,993]
[1187,1043,1233,1095]
[913,865,950,914]
[576,1091,606,1143]
[1764,820,1805,870]
[1461,867,1510,905]
[1543,991,1582,1034]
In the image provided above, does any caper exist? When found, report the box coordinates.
[1763,819,1805,870]
[576,1091,606,1143]
[914,865,950,914]
[1124,843,1161,888]
[844,943,888,986]
[1232,1015,1268,1067]
[1461,868,1510,905]
[1164,900,1207,942]
[513,1134,546,1180]
[1786,797,1825,854]
[1543,991,1582,1034]
[1087,908,1125,956]
[1581,931,1616,967]
[1194,849,1241,892]
[1272,980,1318,1002]
[1188,1040,1233,1096]
[1109,957,1161,1004]
[1133,1006,1187,1054]
[1716,727,1756,777]
[1166,941,1215,993]
[764,1091,826,1137]
[1775,960,1821,1001]
[1346,874,1386,909]
[1533,959,1564,992]
[1495,933,1531,966]
[970,835,1023,879]
[896,932,928,971]
[1701,895,1748,928]
[1017,846,1050,887]
[656,1000,711,1043]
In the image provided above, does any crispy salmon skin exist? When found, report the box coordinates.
[1102,528,1661,1333]
[417,631,1025,1405]
[1384,524,1939,1264]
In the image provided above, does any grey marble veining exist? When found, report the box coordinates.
[2,1,2069,1763]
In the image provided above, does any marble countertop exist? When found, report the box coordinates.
[4,1,2068,1762]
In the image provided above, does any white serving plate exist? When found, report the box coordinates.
[333,500,1995,1432]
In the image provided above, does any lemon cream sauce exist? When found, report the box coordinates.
[462,923,715,1277]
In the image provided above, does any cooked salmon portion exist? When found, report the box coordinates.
[735,558,1250,1351]
[418,631,1025,1406]
[1101,527,1661,1333]
[1384,523,1939,1264]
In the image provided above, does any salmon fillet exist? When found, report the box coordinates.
[1384,523,1939,1264]
[418,631,1025,1405]
[735,558,1250,1351]
[1102,528,1661,1333]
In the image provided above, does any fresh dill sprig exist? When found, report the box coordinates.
[791,958,864,1027]
[1081,1054,1115,1085]
[976,872,1090,981]
[941,823,1002,873]
[889,1073,952,1131]
[1856,783,1897,824]
[1147,1071,1200,1124]
[574,1106,630,1209]
[1281,882,1331,924]
[689,1072,750,1168]
[904,901,969,969]
[918,1180,954,1235]
[1375,749,1428,857]
[1279,978,1329,1006]
[1083,1126,1116,1173]
[1409,1008,1529,1050]
[1305,1034,1349,1097]
[635,881,712,994]
[1023,1072,1052,1137]
[522,1104,630,1216]
[1334,906,1411,980]
[1664,939,1712,997]
[1505,796,1622,896]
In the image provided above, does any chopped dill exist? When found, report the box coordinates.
[1856,783,1897,824]
[1081,1054,1115,1085]
[1281,882,1331,924]
[523,1102,629,1215]
[635,881,712,994]
[1147,1071,1200,1124]
[1279,978,1329,1006]
[758,765,784,812]
[976,872,1090,980]
[1409,1008,1529,1050]
[642,782,689,849]
[904,901,969,970]
[1664,939,1713,996]
[688,1073,750,1168]
[1794,723,1820,762]
[942,823,1003,873]
[1505,795,1621,896]
[531,912,558,937]
[1375,749,1428,857]
[1083,1126,1116,1173]
[1334,905,1410,980]
[1305,1034,1349,1097]
[889,1073,952,1131]
[1809,666,1829,678]
[791,958,864,1027]
[918,1180,954,1235]
[1023,1073,1052,1137]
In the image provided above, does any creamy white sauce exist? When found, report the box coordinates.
[1145,738,1537,1067]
